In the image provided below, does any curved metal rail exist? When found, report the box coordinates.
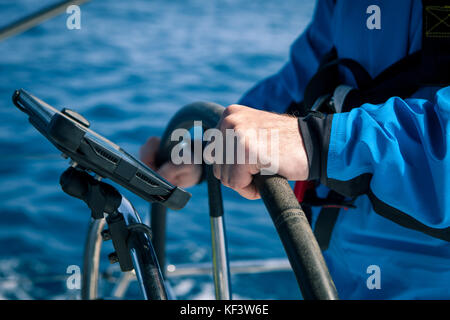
[81,195,167,300]
[81,218,105,300]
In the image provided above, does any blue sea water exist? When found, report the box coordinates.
[0,0,314,299]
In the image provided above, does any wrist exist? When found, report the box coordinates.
[297,112,333,183]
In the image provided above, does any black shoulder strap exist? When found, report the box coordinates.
[313,191,346,251]
[286,48,339,116]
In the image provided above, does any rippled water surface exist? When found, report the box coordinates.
[0,0,313,299]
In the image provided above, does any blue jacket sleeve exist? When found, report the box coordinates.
[238,0,335,113]
[314,86,450,240]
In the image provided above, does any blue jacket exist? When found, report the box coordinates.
[239,0,450,299]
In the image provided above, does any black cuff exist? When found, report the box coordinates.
[297,111,333,182]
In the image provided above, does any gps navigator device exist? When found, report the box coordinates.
[12,89,191,210]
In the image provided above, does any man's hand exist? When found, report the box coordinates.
[207,104,308,200]
[139,136,202,188]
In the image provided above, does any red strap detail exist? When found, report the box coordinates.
[294,180,315,203]
[322,204,349,210]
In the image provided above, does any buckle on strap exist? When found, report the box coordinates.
[308,84,356,115]
[330,85,354,113]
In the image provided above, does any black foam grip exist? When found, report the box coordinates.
[254,174,338,300]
